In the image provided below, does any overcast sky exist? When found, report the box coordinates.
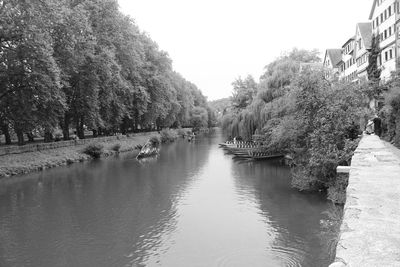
[118,0,372,100]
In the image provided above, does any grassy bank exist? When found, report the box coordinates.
[0,134,155,178]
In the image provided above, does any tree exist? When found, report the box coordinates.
[367,33,382,82]
[0,0,65,145]
[190,107,208,131]
[231,75,258,109]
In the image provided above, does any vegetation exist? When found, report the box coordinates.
[83,143,104,158]
[379,70,400,147]
[160,128,178,143]
[148,136,161,148]
[221,48,371,202]
[0,0,213,146]
[111,143,121,153]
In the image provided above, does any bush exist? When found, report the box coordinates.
[83,143,104,158]
[111,143,121,152]
[177,128,187,137]
[160,129,178,143]
[54,130,63,141]
[149,136,161,148]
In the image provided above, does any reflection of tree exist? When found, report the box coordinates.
[0,138,210,267]
[230,160,338,266]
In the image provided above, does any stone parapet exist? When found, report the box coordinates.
[330,134,400,266]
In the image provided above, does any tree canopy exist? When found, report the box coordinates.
[0,0,212,145]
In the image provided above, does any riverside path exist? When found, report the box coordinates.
[331,134,400,267]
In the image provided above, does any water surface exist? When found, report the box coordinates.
[0,130,336,267]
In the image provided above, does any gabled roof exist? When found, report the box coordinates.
[342,36,356,48]
[369,0,377,20]
[357,22,373,49]
[325,49,342,67]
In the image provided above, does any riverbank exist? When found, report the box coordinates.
[330,134,400,266]
[0,134,157,178]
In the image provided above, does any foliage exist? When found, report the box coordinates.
[367,34,382,82]
[111,143,121,152]
[148,136,161,148]
[379,72,400,146]
[221,48,369,197]
[160,128,178,143]
[190,107,209,132]
[83,143,104,158]
[177,128,187,136]
[0,0,211,146]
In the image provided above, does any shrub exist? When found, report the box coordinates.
[149,136,161,148]
[177,128,187,137]
[160,129,178,143]
[54,130,63,141]
[111,143,121,152]
[83,143,104,158]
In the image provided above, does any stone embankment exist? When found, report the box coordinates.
[0,132,158,178]
[330,134,400,267]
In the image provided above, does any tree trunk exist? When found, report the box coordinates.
[77,116,85,139]
[63,114,70,140]
[1,123,11,145]
[44,128,53,142]
[92,129,98,137]
[16,129,25,146]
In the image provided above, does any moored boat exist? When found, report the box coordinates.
[136,136,161,159]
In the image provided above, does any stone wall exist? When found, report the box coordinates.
[329,135,400,266]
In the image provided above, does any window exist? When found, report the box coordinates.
[389,26,392,36]
[385,10,387,19]
[389,6,392,16]
[385,29,387,39]
[376,17,379,27]
[381,13,384,23]
[390,49,393,59]
[385,51,388,61]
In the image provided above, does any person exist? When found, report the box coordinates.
[365,119,374,135]
[373,115,382,137]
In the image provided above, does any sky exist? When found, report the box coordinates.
[118,0,373,100]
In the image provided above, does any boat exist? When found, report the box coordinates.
[136,137,161,159]
[248,150,284,160]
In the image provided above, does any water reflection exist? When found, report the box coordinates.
[0,130,335,267]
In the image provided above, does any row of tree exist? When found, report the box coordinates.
[0,0,214,146]
[221,48,377,202]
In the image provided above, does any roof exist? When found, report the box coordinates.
[369,0,377,20]
[342,36,356,48]
[325,49,342,67]
[357,22,373,49]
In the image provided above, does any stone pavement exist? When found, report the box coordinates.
[331,134,400,267]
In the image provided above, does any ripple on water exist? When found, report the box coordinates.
[214,247,303,267]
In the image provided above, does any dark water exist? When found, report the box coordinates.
[0,130,337,267]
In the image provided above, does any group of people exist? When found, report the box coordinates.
[366,115,382,137]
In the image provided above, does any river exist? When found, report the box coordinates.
[0,130,338,267]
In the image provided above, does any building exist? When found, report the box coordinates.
[339,37,358,82]
[370,0,398,81]
[355,22,373,81]
[323,49,342,80]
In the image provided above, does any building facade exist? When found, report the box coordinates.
[355,22,373,81]
[370,0,398,81]
[340,37,358,82]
